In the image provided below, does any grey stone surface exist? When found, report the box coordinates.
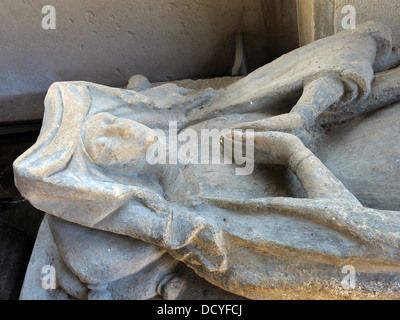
[15,22,400,299]
[19,216,72,300]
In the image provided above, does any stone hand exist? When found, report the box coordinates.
[231,76,346,133]
[222,130,305,166]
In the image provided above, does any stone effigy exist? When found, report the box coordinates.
[14,21,400,299]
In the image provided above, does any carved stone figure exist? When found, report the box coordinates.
[14,22,400,299]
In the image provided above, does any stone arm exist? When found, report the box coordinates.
[232,64,400,133]
[232,77,345,132]
[207,131,400,255]
[225,131,361,205]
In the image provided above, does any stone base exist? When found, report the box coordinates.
[19,216,72,300]
[20,215,246,300]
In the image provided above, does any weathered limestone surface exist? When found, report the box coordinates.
[15,22,400,299]
[19,216,73,300]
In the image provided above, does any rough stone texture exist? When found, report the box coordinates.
[21,216,245,300]
[316,100,400,211]
[14,22,400,299]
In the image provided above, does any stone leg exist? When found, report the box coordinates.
[47,215,244,300]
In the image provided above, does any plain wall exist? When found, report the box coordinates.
[335,0,400,45]
[298,0,400,47]
[0,0,298,122]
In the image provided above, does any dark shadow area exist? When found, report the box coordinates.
[0,130,44,300]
